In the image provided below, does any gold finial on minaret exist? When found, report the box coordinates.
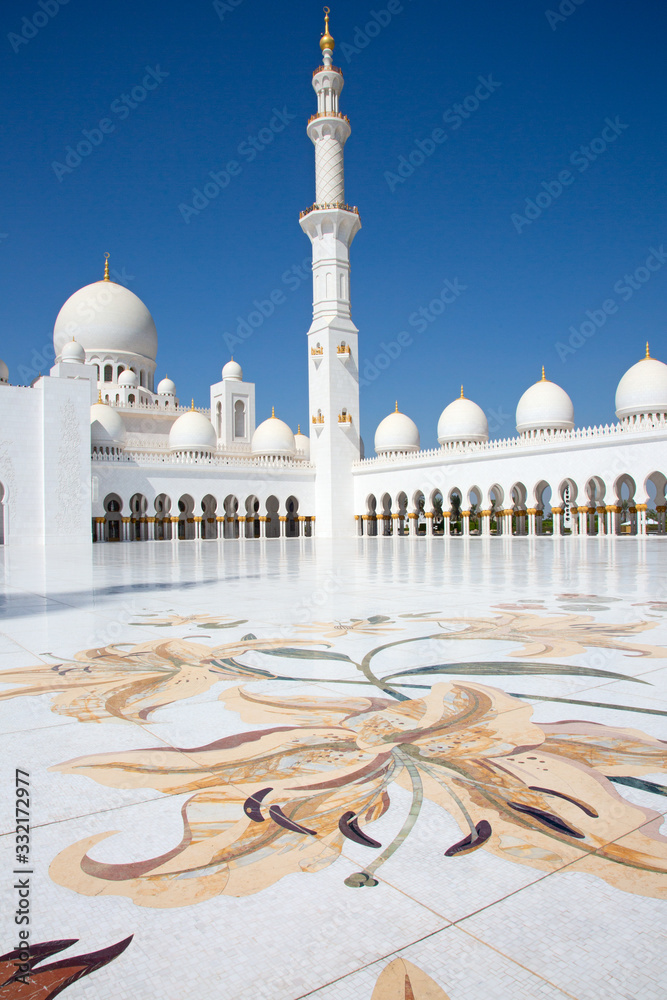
[103,252,110,281]
[460,385,464,398]
[541,366,546,381]
[320,6,334,51]
[646,341,651,359]
[272,406,275,418]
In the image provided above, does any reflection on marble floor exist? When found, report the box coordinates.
[0,538,665,999]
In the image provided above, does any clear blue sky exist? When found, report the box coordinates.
[2,0,666,448]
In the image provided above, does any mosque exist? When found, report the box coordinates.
[1,12,666,546]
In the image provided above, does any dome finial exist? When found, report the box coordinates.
[646,341,651,359]
[191,399,195,411]
[272,405,275,418]
[103,252,110,282]
[298,424,301,434]
[320,6,334,51]
[460,385,464,398]
[98,389,103,404]
[541,365,546,381]
[395,400,399,412]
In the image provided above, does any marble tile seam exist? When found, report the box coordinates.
[289,925,454,1000]
[452,924,583,1000]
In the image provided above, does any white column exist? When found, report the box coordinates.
[596,507,606,536]
[461,511,470,536]
[552,507,563,536]
[636,504,648,536]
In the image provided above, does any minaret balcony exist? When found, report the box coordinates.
[313,64,343,77]
[300,202,359,219]
[308,111,350,125]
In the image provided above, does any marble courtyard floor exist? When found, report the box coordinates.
[1,537,666,999]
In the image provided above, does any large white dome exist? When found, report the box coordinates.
[437,392,488,444]
[251,413,296,458]
[375,406,420,454]
[516,373,574,434]
[615,350,667,420]
[168,410,217,452]
[90,402,126,448]
[54,280,158,362]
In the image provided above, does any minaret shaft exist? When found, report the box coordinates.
[301,14,361,539]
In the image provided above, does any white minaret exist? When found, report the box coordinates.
[300,8,361,539]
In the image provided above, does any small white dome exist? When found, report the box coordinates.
[0,359,8,384]
[516,373,574,434]
[90,402,126,448]
[438,392,489,444]
[222,359,243,381]
[615,349,667,420]
[375,406,420,454]
[294,426,310,460]
[168,409,217,453]
[157,376,176,395]
[251,413,296,458]
[54,280,158,362]
[118,369,138,387]
[61,338,86,363]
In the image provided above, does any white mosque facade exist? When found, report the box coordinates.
[1,17,667,546]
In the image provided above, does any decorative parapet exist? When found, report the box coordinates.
[300,202,359,219]
[352,417,667,470]
[91,450,315,471]
[312,64,343,76]
[312,413,325,424]
[311,346,324,356]
[308,112,350,124]
[109,400,210,416]
[338,412,352,423]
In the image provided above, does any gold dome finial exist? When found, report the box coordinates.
[272,405,275,418]
[103,252,110,281]
[298,424,301,434]
[320,7,334,51]
[395,400,399,412]
[541,365,546,381]
[191,399,195,411]
[98,389,103,404]
[646,341,651,359]
[460,385,464,398]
